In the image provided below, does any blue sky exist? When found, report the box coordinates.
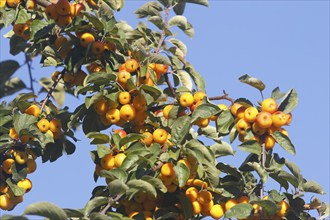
[1,0,329,218]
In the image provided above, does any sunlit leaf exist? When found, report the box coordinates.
[238,140,261,157]
[224,203,254,218]
[301,180,325,195]
[210,141,235,157]
[239,74,265,91]
[107,179,129,197]
[175,162,190,187]
[171,115,191,144]
[191,103,220,122]
[86,132,110,145]
[83,197,108,217]
[184,63,205,91]
[271,87,286,100]
[271,131,296,155]
[246,162,268,183]
[277,88,298,113]
[127,179,157,198]
[24,202,68,220]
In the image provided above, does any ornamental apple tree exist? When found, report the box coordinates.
[0,0,329,219]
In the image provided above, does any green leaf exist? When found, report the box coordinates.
[83,197,109,217]
[141,175,167,193]
[271,131,296,155]
[84,72,116,86]
[0,77,26,98]
[103,0,124,11]
[238,74,265,91]
[119,133,145,147]
[24,202,68,220]
[238,140,261,157]
[203,161,220,188]
[246,162,268,183]
[216,162,243,180]
[97,145,110,158]
[216,109,235,135]
[276,170,299,188]
[30,20,48,39]
[13,113,37,134]
[86,132,110,145]
[127,179,157,198]
[175,162,190,187]
[198,126,219,141]
[0,215,29,220]
[191,103,220,122]
[6,178,25,196]
[148,54,171,65]
[301,180,325,194]
[173,1,186,15]
[100,168,128,183]
[148,15,164,29]
[269,173,289,190]
[107,179,129,197]
[319,202,330,220]
[277,88,298,113]
[169,38,187,57]
[33,24,55,41]
[82,12,104,31]
[0,60,20,84]
[250,200,278,217]
[176,70,192,91]
[183,22,194,37]
[135,1,162,18]
[0,9,16,27]
[186,0,209,7]
[169,15,188,30]
[184,63,205,91]
[224,203,254,218]
[9,35,28,56]
[171,115,191,144]
[271,87,286,100]
[63,209,84,218]
[285,159,302,180]
[177,194,194,219]
[185,139,214,164]
[210,141,235,157]
[140,84,162,102]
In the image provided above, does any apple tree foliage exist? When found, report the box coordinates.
[0,0,329,219]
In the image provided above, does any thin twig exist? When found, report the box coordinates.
[208,90,235,104]
[40,69,65,112]
[155,7,170,53]
[25,54,36,100]
[164,73,176,98]
[99,194,123,215]
[260,144,266,198]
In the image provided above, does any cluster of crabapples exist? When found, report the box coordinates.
[231,98,292,150]
[0,104,63,211]
[45,0,85,27]
[51,69,87,88]
[0,0,34,9]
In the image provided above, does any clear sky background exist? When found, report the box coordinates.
[0,0,329,218]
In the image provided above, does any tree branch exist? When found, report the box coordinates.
[208,90,235,104]
[164,73,176,98]
[155,7,170,54]
[40,69,65,112]
[99,194,123,215]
